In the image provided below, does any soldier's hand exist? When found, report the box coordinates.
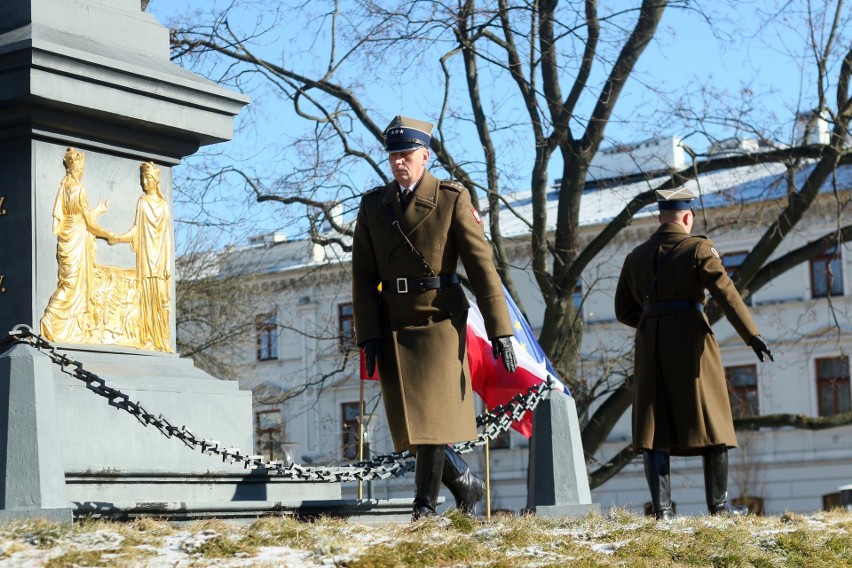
[491,336,518,373]
[748,335,774,362]
[363,339,382,378]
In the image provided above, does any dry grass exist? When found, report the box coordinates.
[0,509,849,567]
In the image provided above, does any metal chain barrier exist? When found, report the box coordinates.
[4,325,554,482]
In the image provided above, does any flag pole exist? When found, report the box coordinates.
[358,375,365,500]
[485,405,491,521]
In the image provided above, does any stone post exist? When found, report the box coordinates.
[527,391,600,517]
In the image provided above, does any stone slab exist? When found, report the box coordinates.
[66,472,340,505]
[72,498,415,525]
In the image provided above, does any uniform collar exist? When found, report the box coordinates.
[380,171,438,212]
[655,222,689,236]
[377,171,439,254]
[400,179,420,193]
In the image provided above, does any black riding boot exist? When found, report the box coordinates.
[643,450,674,520]
[412,445,445,520]
[703,445,747,516]
[442,446,485,516]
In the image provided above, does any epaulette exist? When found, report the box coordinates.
[363,185,383,196]
[439,179,465,192]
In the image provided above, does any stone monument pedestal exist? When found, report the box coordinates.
[0,0,342,521]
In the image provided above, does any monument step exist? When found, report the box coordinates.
[72,498,416,525]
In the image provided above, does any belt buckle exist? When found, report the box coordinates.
[396,277,408,294]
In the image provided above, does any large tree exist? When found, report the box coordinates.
[164,0,852,486]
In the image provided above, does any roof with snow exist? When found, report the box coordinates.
[192,140,851,276]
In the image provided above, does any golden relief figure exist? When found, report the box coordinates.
[110,162,173,352]
[40,151,173,352]
[40,148,115,343]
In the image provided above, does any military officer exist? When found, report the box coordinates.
[614,187,774,519]
[351,115,518,520]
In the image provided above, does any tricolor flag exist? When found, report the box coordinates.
[359,286,568,438]
[466,286,569,437]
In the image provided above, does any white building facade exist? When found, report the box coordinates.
[179,140,852,516]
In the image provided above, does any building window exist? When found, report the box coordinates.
[810,246,843,298]
[255,409,284,461]
[725,365,759,418]
[256,313,278,361]
[339,303,355,350]
[341,401,362,460]
[722,251,751,305]
[816,356,851,417]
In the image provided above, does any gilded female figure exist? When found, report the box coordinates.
[40,147,114,342]
[110,161,172,352]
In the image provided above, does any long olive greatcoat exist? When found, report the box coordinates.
[614,223,760,456]
[352,171,512,452]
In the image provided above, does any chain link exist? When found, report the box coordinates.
[4,325,553,482]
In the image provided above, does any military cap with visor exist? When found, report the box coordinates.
[655,187,696,211]
[383,115,433,153]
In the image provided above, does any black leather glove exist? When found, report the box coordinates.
[362,338,382,378]
[748,335,774,362]
[491,336,518,373]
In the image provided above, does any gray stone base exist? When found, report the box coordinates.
[0,345,72,521]
[0,508,73,524]
[534,503,601,519]
[1,342,348,523]
[297,498,419,525]
[72,497,418,525]
[66,471,340,509]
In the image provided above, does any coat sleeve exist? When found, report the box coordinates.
[614,252,641,328]
[451,186,513,339]
[695,239,760,343]
[351,195,383,345]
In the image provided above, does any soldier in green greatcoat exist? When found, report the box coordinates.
[615,188,774,519]
[352,116,517,520]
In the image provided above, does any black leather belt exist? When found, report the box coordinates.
[383,273,460,294]
[642,300,703,316]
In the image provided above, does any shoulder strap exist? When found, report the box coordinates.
[644,236,693,305]
[439,179,465,192]
[384,202,435,277]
